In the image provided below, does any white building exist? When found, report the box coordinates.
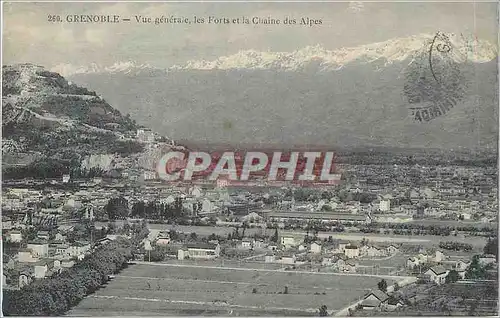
[461,213,472,220]
[137,129,155,143]
[34,263,49,279]
[265,254,276,263]
[281,235,297,248]
[344,245,360,259]
[379,199,391,212]
[433,250,447,263]
[201,198,217,215]
[18,250,39,263]
[62,174,71,183]
[8,230,22,243]
[143,171,157,180]
[189,186,203,198]
[67,241,91,258]
[26,242,49,258]
[241,238,253,249]
[281,254,296,264]
[310,242,322,254]
[361,245,384,257]
[178,243,221,260]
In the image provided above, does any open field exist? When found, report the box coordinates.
[95,222,491,250]
[67,262,398,316]
[280,232,489,250]
[408,219,497,229]
[160,259,287,270]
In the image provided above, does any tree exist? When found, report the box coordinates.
[252,287,257,294]
[284,286,289,294]
[148,249,165,262]
[445,270,460,283]
[465,255,486,279]
[378,279,388,292]
[2,235,141,316]
[483,237,498,259]
[105,197,129,220]
[271,228,279,243]
[189,232,198,241]
[468,299,479,316]
[208,233,217,241]
[321,204,333,211]
[319,305,328,317]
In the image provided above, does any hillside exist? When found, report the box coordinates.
[2,64,145,178]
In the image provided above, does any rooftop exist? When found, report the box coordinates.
[186,242,218,250]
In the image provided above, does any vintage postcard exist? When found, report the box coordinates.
[1,1,498,317]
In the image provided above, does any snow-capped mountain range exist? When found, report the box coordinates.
[52,61,157,77]
[52,33,497,76]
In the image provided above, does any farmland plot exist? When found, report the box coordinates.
[67,263,395,316]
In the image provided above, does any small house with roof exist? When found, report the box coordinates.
[386,245,399,255]
[310,242,322,254]
[454,259,471,272]
[265,253,276,263]
[241,238,253,249]
[68,241,91,259]
[424,265,449,285]
[156,232,171,246]
[406,256,419,270]
[361,290,389,310]
[384,296,405,311]
[18,268,34,288]
[361,245,383,257]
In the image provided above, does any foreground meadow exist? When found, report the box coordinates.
[67,262,394,316]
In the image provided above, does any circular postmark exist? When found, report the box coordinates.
[403,32,468,122]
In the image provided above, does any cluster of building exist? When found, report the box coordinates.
[2,226,93,289]
[344,164,497,222]
[2,157,497,236]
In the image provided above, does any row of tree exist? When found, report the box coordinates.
[438,241,473,252]
[2,223,149,316]
[2,239,132,315]
[103,197,188,221]
[130,199,185,220]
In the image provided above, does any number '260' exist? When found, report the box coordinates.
[47,15,62,22]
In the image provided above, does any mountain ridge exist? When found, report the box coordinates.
[68,56,498,150]
[52,33,497,76]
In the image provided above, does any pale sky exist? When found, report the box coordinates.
[2,1,498,69]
